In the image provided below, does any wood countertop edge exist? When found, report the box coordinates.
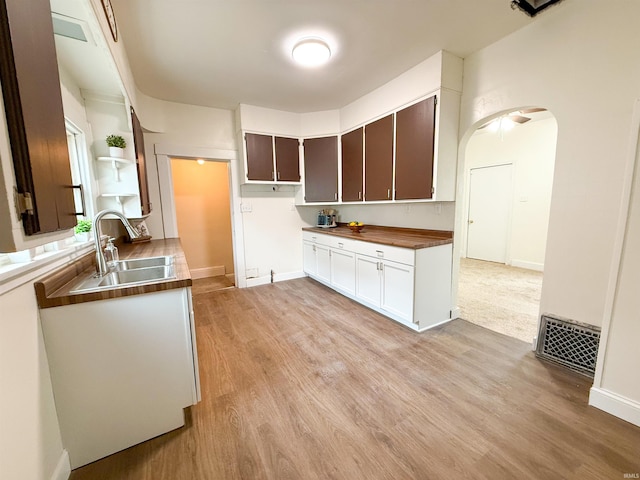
[35,238,192,309]
[302,225,453,249]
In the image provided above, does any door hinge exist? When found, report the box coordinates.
[14,188,34,217]
[434,96,437,106]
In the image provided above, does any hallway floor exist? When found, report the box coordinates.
[191,274,235,296]
[458,258,543,344]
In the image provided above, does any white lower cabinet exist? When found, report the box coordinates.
[303,241,318,276]
[355,254,381,306]
[303,231,452,331]
[40,287,200,469]
[380,260,415,322]
[355,255,414,322]
[330,247,356,295]
[316,244,331,284]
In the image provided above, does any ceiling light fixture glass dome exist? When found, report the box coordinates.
[292,38,331,67]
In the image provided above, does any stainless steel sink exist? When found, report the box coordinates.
[115,255,174,271]
[98,266,175,287]
[70,259,177,294]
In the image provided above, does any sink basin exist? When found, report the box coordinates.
[98,266,175,287]
[115,255,174,271]
[70,263,177,294]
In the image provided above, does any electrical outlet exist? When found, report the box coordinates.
[241,203,252,213]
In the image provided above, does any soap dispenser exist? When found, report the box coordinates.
[104,237,119,268]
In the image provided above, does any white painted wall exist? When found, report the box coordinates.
[337,202,455,231]
[457,0,640,423]
[0,281,69,480]
[462,117,557,270]
[457,0,640,329]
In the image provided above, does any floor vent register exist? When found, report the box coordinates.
[535,315,600,377]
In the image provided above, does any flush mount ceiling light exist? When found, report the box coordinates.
[292,38,331,67]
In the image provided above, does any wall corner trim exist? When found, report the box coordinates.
[589,387,640,428]
[51,449,71,480]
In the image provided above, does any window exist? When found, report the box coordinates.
[65,119,94,222]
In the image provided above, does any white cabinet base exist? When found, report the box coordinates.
[40,288,199,468]
[304,231,453,332]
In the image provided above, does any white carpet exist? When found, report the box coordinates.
[458,258,542,344]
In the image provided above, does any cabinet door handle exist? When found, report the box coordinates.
[69,184,86,216]
[358,191,362,200]
[334,192,338,201]
[376,250,384,258]
[338,242,344,248]
[277,171,281,180]
[387,188,391,199]
[313,245,316,252]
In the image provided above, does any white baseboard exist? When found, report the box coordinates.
[245,270,305,288]
[51,450,71,480]
[589,387,640,427]
[190,265,225,280]
[510,259,544,272]
[416,317,453,333]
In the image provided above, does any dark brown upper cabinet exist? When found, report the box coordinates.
[341,127,363,202]
[395,97,436,200]
[364,114,394,201]
[0,0,75,236]
[274,136,300,182]
[131,107,151,216]
[245,133,274,181]
[303,136,338,203]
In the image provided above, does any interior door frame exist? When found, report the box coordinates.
[464,163,514,264]
[155,144,246,288]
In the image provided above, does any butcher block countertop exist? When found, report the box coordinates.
[302,224,453,249]
[35,238,192,309]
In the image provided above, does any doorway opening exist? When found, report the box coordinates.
[457,108,557,343]
[171,158,235,294]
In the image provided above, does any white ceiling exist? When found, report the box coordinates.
[109,0,539,113]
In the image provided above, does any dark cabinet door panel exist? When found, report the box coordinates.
[275,136,300,182]
[365,115,394,201]
[304,136,338,203]
[341,128,363,202]
[132,108,151,215]
[0,0,75,235]
[245,133,274,181]
[395,97,436,200]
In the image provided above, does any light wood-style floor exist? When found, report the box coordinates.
[70,278,640,479]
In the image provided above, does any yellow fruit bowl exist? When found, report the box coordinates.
[348,223,364,233]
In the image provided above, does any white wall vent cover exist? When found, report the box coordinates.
[535,315,600,377]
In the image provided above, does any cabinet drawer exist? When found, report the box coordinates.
[327,236,357,251]
[303,231,331,245]
[353,240,415,266]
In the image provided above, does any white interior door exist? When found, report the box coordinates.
[467,164,512,263]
